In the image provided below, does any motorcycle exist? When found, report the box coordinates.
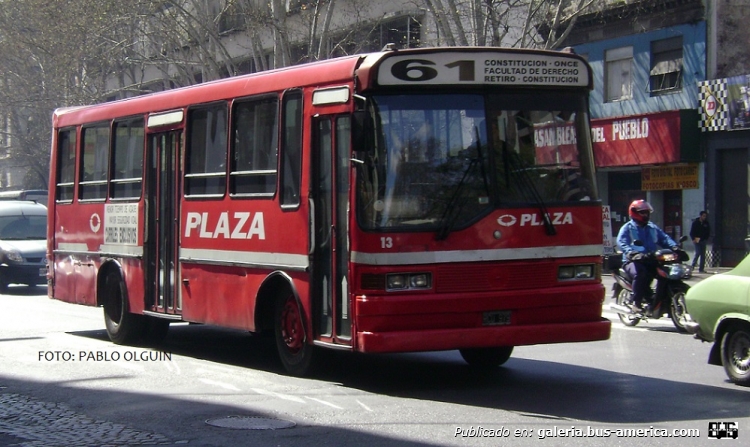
[609,236,692,332]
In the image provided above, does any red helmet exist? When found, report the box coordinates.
[629,200,653,224]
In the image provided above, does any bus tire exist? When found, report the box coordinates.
[274,291,314,376]
[102,270,144,345]
[459,346,514,368]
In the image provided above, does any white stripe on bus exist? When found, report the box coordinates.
[350,244,602,266]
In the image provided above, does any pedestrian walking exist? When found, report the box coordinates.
[690,211,711,273]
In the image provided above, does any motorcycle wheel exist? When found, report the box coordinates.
[668,284,690,333]
[614,284,641,327]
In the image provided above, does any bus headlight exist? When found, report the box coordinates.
[575,265,594,279]
[410,273,430,288]
[386,272,432,291]
[558,264,595,281]
[387,274,407,290]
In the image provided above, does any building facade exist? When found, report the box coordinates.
[693,1,750,266]
[564,0,708,260]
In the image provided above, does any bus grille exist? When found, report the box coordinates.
[435,262,557,293]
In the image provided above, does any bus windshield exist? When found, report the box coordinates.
[357,91,594,231]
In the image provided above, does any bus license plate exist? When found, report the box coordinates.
[483,310,511,326]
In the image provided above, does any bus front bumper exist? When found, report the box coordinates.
[355,318,611,353]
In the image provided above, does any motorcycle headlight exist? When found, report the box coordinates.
[659,253,678,262]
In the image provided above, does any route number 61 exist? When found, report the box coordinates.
[390,59,476,82]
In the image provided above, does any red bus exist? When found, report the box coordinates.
[48,47,610,375]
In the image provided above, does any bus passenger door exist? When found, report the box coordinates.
[145,131,181,316]
[312,116,352,342]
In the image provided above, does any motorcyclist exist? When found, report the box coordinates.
[617,200,681,313]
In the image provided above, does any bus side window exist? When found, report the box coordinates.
[56,129,77,202]
[280,90,302,207]
[111,118,145,199]
[230,96,278,197]
[186,104,228,197]
[80,124,110,201]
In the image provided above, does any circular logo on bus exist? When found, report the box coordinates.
[90,213,101,233]
[497,214,517,227]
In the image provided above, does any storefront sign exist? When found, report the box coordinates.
[641,164,699,190]
[531,110,683,168]
[592,110,681,167]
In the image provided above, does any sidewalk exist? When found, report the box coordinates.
[689,267,733,277]
[601,260,733,288]
[683,266,733,284]
[603,254,733,278]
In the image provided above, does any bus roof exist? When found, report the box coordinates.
[53,54,365,128]
[53,47,591,129]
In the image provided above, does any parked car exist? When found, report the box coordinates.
[0,201,47,292]
[684,256,750,386]
[0,189,48,204]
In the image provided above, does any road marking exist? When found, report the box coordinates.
[603,311,675,325]
[198,378,241,391]
[306,396,344,409]
[603,312,680,332]
[356,399,373,412]
[251,388,306,403]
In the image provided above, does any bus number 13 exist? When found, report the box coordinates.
[380,237,393,249]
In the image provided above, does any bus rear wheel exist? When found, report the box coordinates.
[459,346,514,368]
[102,271,144,345]
[274,292,314,376]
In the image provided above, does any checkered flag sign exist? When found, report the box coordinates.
[699,79,728,131]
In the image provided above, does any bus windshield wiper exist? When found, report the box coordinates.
[503,129,556,236]
[436,127,489,241]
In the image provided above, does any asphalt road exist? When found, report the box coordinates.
[1,277,748,447]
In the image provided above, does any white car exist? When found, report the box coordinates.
[0,200,47,292]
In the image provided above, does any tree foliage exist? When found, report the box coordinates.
[418,0,599,48]
[0,0,598,189]
[0,0,133,187]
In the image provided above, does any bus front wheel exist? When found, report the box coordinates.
[274,292,314,376]
[459,346,514,368]
[102,271,144,345]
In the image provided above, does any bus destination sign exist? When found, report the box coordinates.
[377,52,589,88]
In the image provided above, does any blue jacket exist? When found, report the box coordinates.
[617,220,678,263]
